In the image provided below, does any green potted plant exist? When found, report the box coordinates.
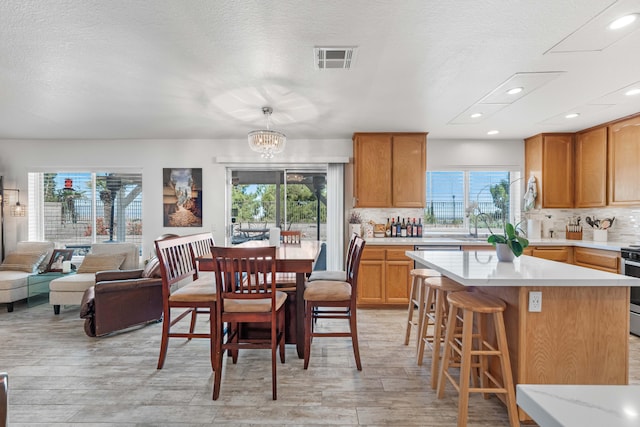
[487,222,529,261]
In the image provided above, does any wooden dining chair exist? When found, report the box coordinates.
[303,235,366,370]
[307,232,357,282]
[155,234,217,370]
[209,245,287,400]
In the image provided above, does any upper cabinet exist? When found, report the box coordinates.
[353,132,427,208]
[608,115,640,205]
[524,133,574,208]
[575,126,608,208]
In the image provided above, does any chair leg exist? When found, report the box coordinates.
[304,301,314,369]
[272,315,278,400]
[230,322,239,364]
[212,316,224,400]
[279,309,286,363]
[350,307,362,370]
[157,309,171,369]
[188,308,197,341]
[404,276,418,345]
[209,305,216,371]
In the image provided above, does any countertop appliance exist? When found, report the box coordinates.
[621,246,640,336]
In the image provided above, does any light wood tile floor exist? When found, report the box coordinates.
[2,301,640,426]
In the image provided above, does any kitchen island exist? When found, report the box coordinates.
[406,250,640,422]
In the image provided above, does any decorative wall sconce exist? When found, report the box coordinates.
[0,187,26,217]
[0,176,26,261]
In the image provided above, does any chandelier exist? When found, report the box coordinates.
[248,107,286,159]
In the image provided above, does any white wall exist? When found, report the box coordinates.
[0,138,351,257]
[427,139,523,170]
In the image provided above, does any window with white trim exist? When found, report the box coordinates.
[28,172,143,253]
[425,170,521,235]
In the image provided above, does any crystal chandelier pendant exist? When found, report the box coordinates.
[248,107,286,158]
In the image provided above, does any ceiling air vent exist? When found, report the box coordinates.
[314,46,357,70]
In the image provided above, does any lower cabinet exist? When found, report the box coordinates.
[358,245,412,307]
[574,247,620,273]
[528,246,573,263]
[524,246,620,273]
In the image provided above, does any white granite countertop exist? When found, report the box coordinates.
[517,384,640,427]
[406,250,640,287]
[365,236,630,252]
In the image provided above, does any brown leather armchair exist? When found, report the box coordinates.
[80,258,163,337]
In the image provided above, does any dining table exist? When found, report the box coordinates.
[198,239,322,359]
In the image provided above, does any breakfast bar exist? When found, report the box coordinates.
[406,250,640,422]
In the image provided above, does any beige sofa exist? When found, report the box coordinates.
[49,243,139,314]
[0,241,55,312]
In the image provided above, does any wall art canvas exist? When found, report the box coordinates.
[163,168,203,227]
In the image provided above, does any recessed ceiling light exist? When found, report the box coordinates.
[487,130,499,135]
[565,113,580,119]
[507,87,523,95]
[625,88,640,96]
[608,14,638,30]
[470,113,483,118]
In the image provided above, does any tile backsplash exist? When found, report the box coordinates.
[353,206,640,244]
[525,207,640,243]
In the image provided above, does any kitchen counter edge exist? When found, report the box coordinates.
[363,237,628,252]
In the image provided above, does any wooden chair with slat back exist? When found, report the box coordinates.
[209,245,287,400]
[189,232,215,279]
[308,232,357,282]
[273,230,302,287]
[155,233,217,370]
[303,235,366,370]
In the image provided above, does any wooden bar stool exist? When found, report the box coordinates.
[404,268,440,347]
[417,276,466,390]
[437,291,519,427]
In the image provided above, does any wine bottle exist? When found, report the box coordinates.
[396,216,401,237]
[406,217,413,237]
[391,217,397,237]
[401,218,407,237]
[385,218,391,237]
[417,218,423,236]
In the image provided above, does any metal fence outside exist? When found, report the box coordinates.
[44,198,143,250]
[424,200,507,228]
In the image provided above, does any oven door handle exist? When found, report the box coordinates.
[625,259,640,269]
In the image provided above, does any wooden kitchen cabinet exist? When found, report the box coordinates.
[353,133,426,208]
[358,247,386,305]
[357,245,413,307]
[574,247,620,273]
[575,126,608,207]
[608,115,640,205]
[524,133,574,208]
[529,246,573,263]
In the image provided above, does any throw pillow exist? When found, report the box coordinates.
[77,253,126,274]
[142,256,162,278]
[0,251,48,273]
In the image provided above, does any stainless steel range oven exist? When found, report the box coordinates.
[622,247,640,336]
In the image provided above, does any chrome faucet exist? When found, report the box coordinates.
[469,212,492,238]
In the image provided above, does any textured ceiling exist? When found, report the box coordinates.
[1,0,639,140]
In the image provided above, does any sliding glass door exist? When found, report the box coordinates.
[229,168,327,244]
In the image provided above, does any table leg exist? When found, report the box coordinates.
[296,272,305,359]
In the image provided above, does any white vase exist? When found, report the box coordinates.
[495,243,515,262]
[349,223,362,237]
